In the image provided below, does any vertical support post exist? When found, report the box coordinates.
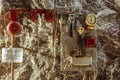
[53,0,56,48]
[11,35,14,80]
[90,70,96,80]
[52,0,57,72]
[11,62,14,80]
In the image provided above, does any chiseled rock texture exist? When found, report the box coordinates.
[0,0,120,80]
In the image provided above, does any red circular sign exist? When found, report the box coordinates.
[7,21,22,35]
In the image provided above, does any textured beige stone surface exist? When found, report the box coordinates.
[0,0,120,80]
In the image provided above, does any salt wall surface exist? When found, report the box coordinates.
[0,0,120,80]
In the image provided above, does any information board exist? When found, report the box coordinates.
[2,48,23,63]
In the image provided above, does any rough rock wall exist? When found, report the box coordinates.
[0,0,120,80]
